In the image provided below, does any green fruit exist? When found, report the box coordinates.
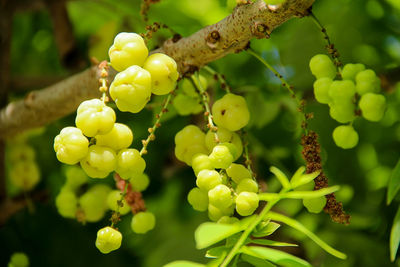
[143,53,179,95]
[95,123,133,151]
[174,125,208,166]
[205,127,243,160]
[236,178,258,193]
[329,102,355,123]
[9,161,40,191]
[79,190,106,222]
[64,166,88,189]
[359,93,386,122]
[341,63,365,81]
[235,191,259,216]
[131,211,156,234]
[196,169,222,191]
[208,184,233,209]
[130,173,150,192]
[173,94,203,116]
[355,69,380,95]
[212,94,250,131]
[109,65,152,113]
[107,190,131,215]
[75,99,116,137]
[208,144,234,169]
[328,80,356,103]
[226,163,252,184]
[187,187,209,211]
[309,54,336,79]
[80,145,117,179]
[332,125,359,149]
[313,77,332,104]
[56,190,78,218]
[116,148,146,179]
[108,32,148,71]
[9,252,29,267]
[54,127,89,165]
[191,153,214,176]
[95,226,122,254]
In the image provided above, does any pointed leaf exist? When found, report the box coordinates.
[164,261,206,267]
[267,212,347,259]
[253,221,281,237]
[206,246,228,258]
[284,186,340,199]
[195,216,254,249]
[270,166,291,189]
[387,159,400,205]
[241,254,277,267]
[291,169,320,189]
[249,239,298,247]
[241,246,311,267]
[390,205,400,261]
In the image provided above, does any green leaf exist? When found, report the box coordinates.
[249,239,298,247]
[390,205,400,261]
[195,217,253,249]
[270,166,291,189]
[252,221,281,237]
[164,261,206,267]
[387,159,400,205]
[290,168,320,189]
[267,212,347,259]
[283,186,340,199]
[206,246,228,258]
[241,246,311,267]
[241,254,277,267]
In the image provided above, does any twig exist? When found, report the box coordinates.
[140,93,173,155]
[309,12,342,73]
[247,48,309,133]
[203,65,232,93]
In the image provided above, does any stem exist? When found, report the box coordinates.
[23,191,35,214]
[309,12,342,73]
[98,61,109,103]
[110,182,128,228]
[247,48,309,134]
[140,93,173,156]
[203,65,232,93]
[241,130,255,179]
[190,74,219,143]
[220,189,287,267]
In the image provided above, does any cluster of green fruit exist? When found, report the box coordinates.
[53,32,178,254]
[174,93,261,222]
[109,32,179,112]
[310,54,386,149]
[54,104,146,179]
[7,136,40,192]
[8,252,29,267]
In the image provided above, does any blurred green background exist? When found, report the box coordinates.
[2,0,400,266]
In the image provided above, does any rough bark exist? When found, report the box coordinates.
[0,0,314,139]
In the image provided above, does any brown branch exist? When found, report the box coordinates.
[0,0,14,201]
[0,0,314,139]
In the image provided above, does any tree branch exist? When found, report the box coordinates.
[0,0,14,200]
[0,0,314,139]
